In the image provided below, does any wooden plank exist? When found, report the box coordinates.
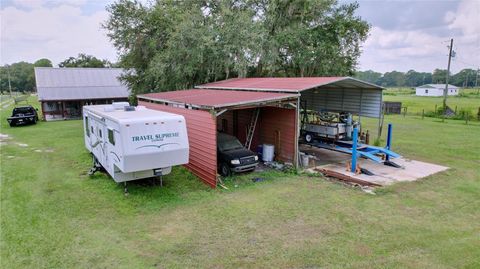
[315,168,382,187]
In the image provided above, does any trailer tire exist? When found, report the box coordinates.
[305,133,313,143]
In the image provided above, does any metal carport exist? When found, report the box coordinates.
[197,77,385,134]
[138,89,299,188]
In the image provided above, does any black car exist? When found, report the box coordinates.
[217,132,259,176]
[7,106,39,127]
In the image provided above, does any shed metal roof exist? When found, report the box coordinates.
[35,67,130,101]
[138,89,298,109]
[416,84,459,89]
[196,77,384,92]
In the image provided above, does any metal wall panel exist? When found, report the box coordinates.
[139,101,218,188]
[301,88,382,118]
[35,67,129,101]
[217,109,260,151]
[259,107,296,162]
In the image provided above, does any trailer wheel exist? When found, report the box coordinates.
[219,162,231,177]
[304,133,313,143]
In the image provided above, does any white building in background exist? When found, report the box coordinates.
[415,84,459,96]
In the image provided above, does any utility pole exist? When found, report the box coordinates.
[7,66,12,96]
[476,68,479,94]
[443,38,453,114]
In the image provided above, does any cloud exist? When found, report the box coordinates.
[357,0,480,73]
[11,0,87,9]
[446,0,480,36]
[0,1,116,65]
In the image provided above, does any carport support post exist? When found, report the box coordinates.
[351,128,359,173]
[386,123,392,161]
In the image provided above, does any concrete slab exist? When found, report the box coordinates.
[300,144,449,186]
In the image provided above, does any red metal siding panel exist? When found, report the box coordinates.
[217,109,261,151]
[139,101,217,188]
[259,107,296,163]
[216,110,234,134]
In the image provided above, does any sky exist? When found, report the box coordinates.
[1,0,479,73]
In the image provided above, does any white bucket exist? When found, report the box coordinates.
[301,154,309,167]
[262,144,274,162]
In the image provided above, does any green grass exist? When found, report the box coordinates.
[383,88,480,119]
[1,97,480,268]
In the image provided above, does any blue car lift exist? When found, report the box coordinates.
[306,124,401,173]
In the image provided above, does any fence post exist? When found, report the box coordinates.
[455,105,457,114]
[435,104,437,116]
[477,107,480,121]
[465,112,469,125]
[422,109,424,120]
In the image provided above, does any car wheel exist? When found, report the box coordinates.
[219,162,231,177]
[9,122,15,127]
[305,133,313,143]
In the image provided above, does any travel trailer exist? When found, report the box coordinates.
[83,103,189,192]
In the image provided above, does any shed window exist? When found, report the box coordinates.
[85,117,90,137]
[108,129,115,145]
[425,89,428,94]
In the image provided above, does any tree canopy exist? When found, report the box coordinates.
[58,53,112,68]
[0,62,35,93]
[34,58,53,67]
[104,0,370,95]
[355,68,478,88]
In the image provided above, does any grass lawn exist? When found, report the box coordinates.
[383,88,480,118]
[1,97,479,268]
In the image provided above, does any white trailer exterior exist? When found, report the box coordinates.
[83,103,189,183]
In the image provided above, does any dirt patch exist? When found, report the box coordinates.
[0,133,11,141]
[32,148,54,153]
[17,143,28,147]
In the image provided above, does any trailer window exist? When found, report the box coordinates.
[85,117,90,137]
[108,129,115,145]
[99,129,102,138]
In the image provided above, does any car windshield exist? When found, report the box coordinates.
[13,107,33,114]
[218,136,244,151]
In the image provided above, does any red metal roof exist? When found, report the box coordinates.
[196,77,383,92]
[139,89,298,109]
